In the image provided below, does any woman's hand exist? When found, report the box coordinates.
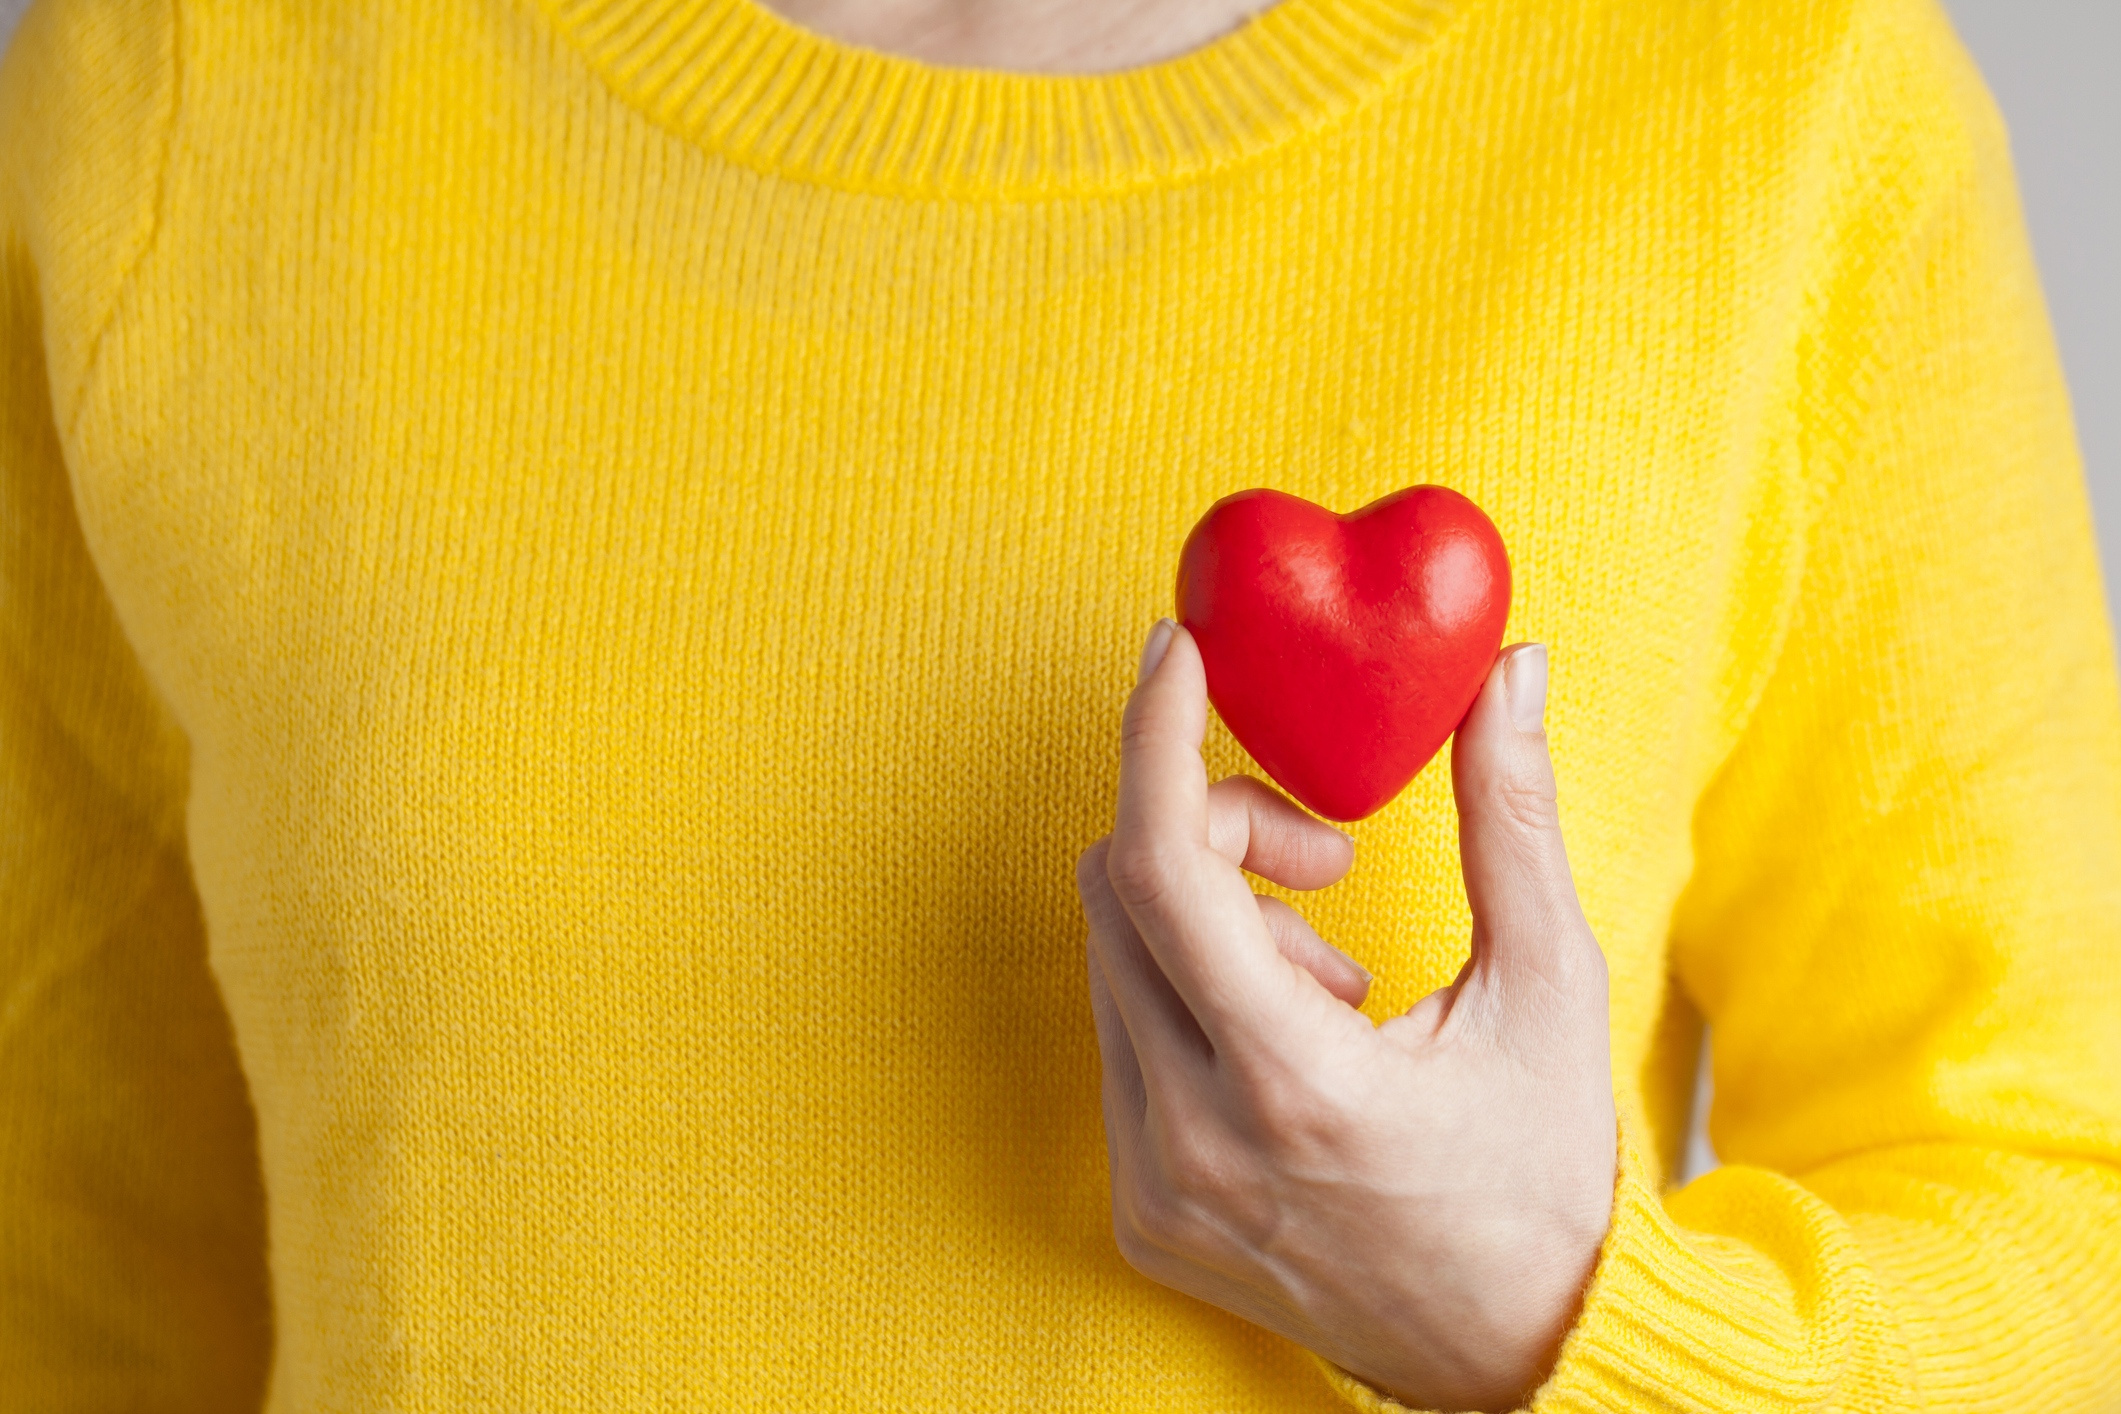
[1076,622,1617,1412]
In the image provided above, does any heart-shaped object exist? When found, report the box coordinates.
[1175,485,1512,822]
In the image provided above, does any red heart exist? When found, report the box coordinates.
[1174,486,1512,822]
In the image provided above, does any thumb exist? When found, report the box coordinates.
[1450,643,1599,999]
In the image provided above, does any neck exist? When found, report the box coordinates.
[757,0,1273,73]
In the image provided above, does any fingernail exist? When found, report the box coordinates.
[1316,935,1374,985]
[1137,618,1176,685]
[1506,643,1548,732]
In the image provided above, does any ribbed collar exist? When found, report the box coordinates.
[539,0,1460,198]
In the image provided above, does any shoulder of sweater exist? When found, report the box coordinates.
[1724,0,2005,194]
[1666,0,2013,331]
[0,0,178,428]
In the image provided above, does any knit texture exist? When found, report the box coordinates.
[2,0,2117,1407]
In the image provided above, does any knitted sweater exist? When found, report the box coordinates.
[2,0,2117,1406]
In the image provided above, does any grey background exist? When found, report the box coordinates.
[1944,0,2120,627]
[0,0,2111,1179]
[0,0,22,53]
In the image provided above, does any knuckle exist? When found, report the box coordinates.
[1074,838,1113,899]
[1226,1041,1365,1142]
[1502,924,1611,1011]
[1556,933,1611,999]
[1159,1131,1229,1207]
[1103,840,1180,911]
[1494,776,1561,835]
[1101,1066,1146,1124]
[1208,773,1271,816]
[1242,1068,1341,1147]
[1112,1219,1149,1270]
[1120,1167,1188,1251]
[1202,776,1254,859]
[1243,1068,1308,1129]
[1113,1215,1167,1277]
[1117,707,1169,759]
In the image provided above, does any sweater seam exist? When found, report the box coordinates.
[0,828,191,1052]
[57,0,182,442]
[1675,0,1970,899]
[0,625,187,851]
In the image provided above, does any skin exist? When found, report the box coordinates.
[1076,624,1617,1411]
[762,0,1276,73]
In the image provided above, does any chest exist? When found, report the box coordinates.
[69,138,1783,1176]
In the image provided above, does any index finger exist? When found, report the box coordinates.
[1105,621,1300,1048]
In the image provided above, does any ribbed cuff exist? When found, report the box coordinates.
[1531,1133,1839,1411]
[1308,1119,1820,1412]
[1307,1348,1430,1411]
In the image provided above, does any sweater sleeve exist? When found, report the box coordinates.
[1316,1,2121,1409]
[1,0,273,1405]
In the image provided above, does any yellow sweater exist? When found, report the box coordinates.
[3,0,2118,1406]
